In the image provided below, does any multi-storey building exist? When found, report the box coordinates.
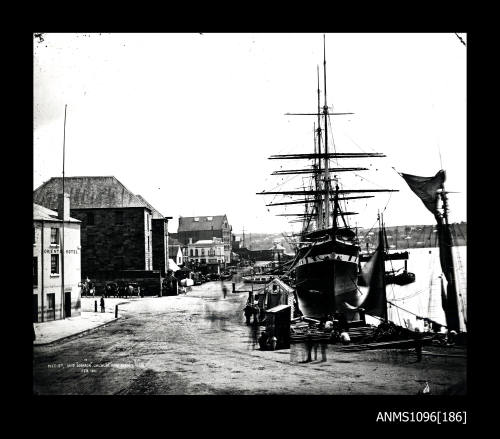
[136,195,172,276]
[176,215,232,264]
[33,196,81,322]
[185,238,225,274]
[33,177,156,278]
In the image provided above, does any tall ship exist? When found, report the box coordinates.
[257,36,397,320]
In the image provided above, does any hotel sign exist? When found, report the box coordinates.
[43,248,79,254]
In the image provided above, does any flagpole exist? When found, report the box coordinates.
[61,104,67,318]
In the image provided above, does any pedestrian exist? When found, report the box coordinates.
[340,331,351,345]
[447,329,457,346]
[258,331,268,350]
[305,334,313,362]
[128,284,134,297]
[244,305,253,325]
[221,282,228,299]
[253,305,260,325]
[338,312,348,332]
[330,329,340,344]
[100,296,105,313]
[268,335,278,351]
[414,327,423,362]
[320,340,327,362]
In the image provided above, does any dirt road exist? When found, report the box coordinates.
[33,281,466,395]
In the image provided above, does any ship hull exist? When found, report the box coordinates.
[295,239,362,319]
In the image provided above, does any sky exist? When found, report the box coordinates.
[33,33,466,235]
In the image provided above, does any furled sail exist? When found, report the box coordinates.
[400,169,461,331]
[358,232,388,320]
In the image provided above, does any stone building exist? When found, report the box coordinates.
[33,177,156,278]
[33,197,81,322]
[136,195,172,276]
[176,215,232,264]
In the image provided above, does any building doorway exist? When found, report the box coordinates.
[47,293,55,320]
[64,292,71,318]
[33,295,38,323]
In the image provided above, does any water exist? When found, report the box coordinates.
[362,246,467,332]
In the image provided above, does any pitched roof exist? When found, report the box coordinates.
[33,177,151,210]
[33,203,80,223]
[135,195,164,219]
[168,236,182,247]
[168,244,181,254]
[178,215,228,232]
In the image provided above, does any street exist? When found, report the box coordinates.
[33,280,466,395]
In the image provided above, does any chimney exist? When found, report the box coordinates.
[58,193,70,221]
[189,237,193,244]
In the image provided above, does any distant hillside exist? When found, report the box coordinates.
[235,222,466,252]
[358,222,467,250]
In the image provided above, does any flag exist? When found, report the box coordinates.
[400,169,461,331]
[400,170,445,217]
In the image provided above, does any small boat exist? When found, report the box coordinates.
[385,270,416,286]
[242,275,273,284]
[358,268,415,286]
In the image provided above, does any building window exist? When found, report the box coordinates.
[190,249,193,257]
[33,257,38,287]
[115,211,123,225]
[87,212,95,225]
[51,254,59,274]
[50,228,59,245]
[201,248,205,256]
[195,249,199,257]
[33,227,36,245]
[147,236,150,252]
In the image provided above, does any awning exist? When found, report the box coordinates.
[168,259,180,272]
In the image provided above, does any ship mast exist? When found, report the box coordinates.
[316,66,324,230]
[322,35,331,229]
[257,35,398,232]
[439,180,460,331]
